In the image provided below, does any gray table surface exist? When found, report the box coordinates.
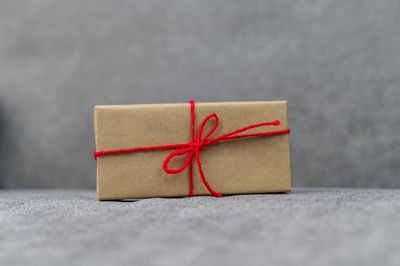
[1,188,399,266]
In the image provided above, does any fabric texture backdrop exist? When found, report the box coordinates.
[0,0,399,189]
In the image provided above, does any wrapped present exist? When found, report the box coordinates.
[94,100,291,200]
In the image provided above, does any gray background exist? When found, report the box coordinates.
[0,0,399,189]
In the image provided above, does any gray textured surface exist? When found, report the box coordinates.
[1,188,399,266]
[1,1,400,188]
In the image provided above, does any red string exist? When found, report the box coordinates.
[189,100,195,197]
[94,100,290,197]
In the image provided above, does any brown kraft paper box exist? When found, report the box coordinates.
[94,101,291,200]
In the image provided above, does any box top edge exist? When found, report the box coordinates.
[94,100,287,109]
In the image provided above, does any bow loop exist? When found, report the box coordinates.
[197,113,219,146]
[163,146,195,174]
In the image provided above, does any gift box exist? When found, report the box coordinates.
[94,100,291,200]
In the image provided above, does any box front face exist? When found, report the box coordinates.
[94,101,291,200]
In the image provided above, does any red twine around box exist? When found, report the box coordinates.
[94,100,290,197]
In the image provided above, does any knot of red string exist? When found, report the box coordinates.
[94,100,290,197]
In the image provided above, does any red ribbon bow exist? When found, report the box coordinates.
[94,100,290,197]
